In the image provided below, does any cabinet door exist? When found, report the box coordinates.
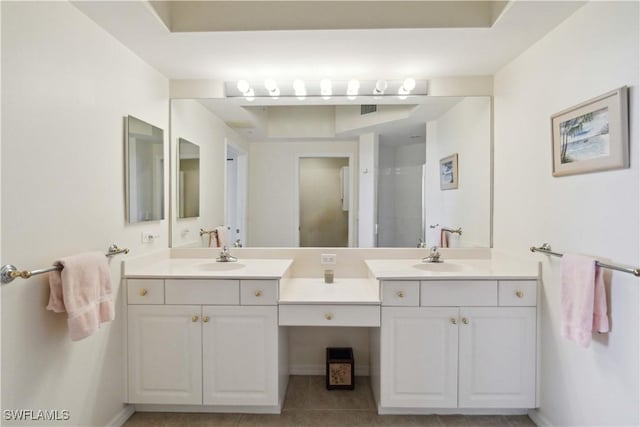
[127,305,202,404]
[202,306,278,406]
[381,307,459,408]
[458,307,536,408]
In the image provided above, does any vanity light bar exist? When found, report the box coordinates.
[225,79,427,99]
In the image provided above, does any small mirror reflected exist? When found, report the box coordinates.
[125,115,165,223]
[178,138,200,218]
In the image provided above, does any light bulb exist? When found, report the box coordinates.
[347,79,360,96]
[374,79,388,94]
[402,78,416,92]
[293,79,306,94]
[320,79,332,96]
[264,79,278,94]
[237,80,250,94]
[398,86,409,100]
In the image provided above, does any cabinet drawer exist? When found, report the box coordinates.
[128,279,164,304]
[421,281,497,306]
[165,279,239,305]
[240,280,278,305]
[279,304,380,327]
[499,281,537,306]
[381,281,419,306]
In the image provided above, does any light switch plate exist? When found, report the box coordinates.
[321,254,336,265]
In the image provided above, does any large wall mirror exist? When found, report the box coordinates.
[125,115,164,223]
[169,96,492,248]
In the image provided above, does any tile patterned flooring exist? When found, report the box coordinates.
[124,376,536,426]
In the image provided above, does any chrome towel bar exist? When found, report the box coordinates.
[0,244,130,285]
[530,243,640,277]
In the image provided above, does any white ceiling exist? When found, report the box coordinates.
[72,1,584,81]
[71,1,583,143]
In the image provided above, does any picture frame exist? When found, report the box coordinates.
[551,87,629,177]
[440,153,459,190]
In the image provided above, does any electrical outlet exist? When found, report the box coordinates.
[141,232,157,243]
[321,254,336,265]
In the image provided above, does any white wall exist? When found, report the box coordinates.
[170,99,248,247]
[425,97,491,247]
[248,140,358,247]
[358,133,377,247]
[1,2,169,426]
[493,2,639,426]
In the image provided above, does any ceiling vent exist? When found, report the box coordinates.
[360,105,377,115]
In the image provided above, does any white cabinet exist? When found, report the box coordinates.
[127,279,284,410]
[381,307,458,408]
[202,306,278,406]
[377,280,537,411]
[128,305,202,404]
[458,307,536,408]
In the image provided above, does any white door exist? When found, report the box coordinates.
[458,307,536,408]
[127,305,202,404]
[381,307,459,408]
[202,306,278,406]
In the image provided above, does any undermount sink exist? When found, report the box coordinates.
[196,262,246,271]
[412,262,470,273]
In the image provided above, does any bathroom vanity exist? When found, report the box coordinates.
[366,259,538,413]
[122,249,538,415]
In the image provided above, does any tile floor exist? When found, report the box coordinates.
[124,376,536,426]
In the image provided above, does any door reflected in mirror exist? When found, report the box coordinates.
[125,115,164,223]
[178,138,200,218]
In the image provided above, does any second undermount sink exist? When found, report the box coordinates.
[412,262,470,273]
[196,262,246,271]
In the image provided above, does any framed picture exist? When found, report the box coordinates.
[440,153,458,190]
[551,87,629,177]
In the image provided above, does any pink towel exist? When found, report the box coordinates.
[214,226,228,248]
[560,254,609,347]
[47,252,114,341]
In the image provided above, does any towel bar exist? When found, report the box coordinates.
[0,244,130,285]
[530,243,640,277]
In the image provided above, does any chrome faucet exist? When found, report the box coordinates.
[422,246,443,263]
[216,246,238,263]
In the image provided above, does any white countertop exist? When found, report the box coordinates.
[124,258,293,279]
[279,277,380,305]
[365,258,538,280]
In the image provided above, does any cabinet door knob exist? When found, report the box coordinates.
[254,290,263,297]
[325,313,333,320]
[139,289,148,296]
[516,291,524,298]
[202,316,210,323]
[450,318,457,325]
[192,315,199,322]
[462,317,469,325]
[396,291,404,298]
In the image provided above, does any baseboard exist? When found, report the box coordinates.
[134,404,281,414]
[289,364,369,376]
[377,407,529,416]
[528,409,553,427]
[105,404,135,427]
